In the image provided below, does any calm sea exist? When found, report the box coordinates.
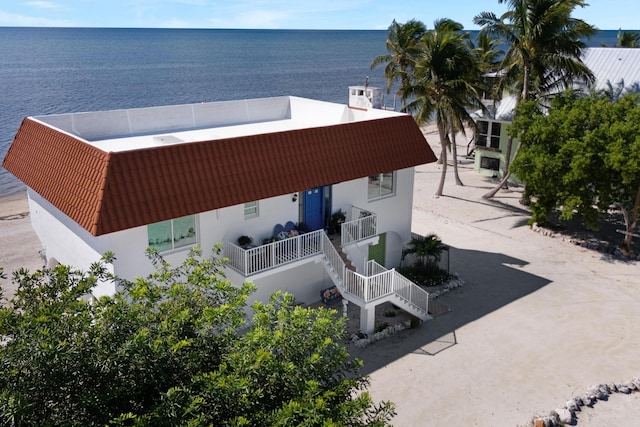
[0,27,622,197]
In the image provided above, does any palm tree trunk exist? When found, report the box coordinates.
[482,139,521,199]
[621,184,640,255]
[435,122,448,197]
[450,113,463,186]
[436,124,444,164]
[501,134,514,188]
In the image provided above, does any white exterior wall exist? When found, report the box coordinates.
[248,260,334,306]
[115,193,302,281]
[28,190,117,297]
[27,166,415,302]
[331,167,415,269]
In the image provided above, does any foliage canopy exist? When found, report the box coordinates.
[0,246,395,426]
[510,92,640,255]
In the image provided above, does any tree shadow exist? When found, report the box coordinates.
[351,246,552,374]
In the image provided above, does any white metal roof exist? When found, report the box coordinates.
[484,47,640,120]
[581,47,640,92]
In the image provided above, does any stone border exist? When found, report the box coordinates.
[531,223,640,261]
[531,378,640,426]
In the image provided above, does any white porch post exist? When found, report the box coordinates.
[360,306,375,335]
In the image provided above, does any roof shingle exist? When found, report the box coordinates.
[3,112,436,236]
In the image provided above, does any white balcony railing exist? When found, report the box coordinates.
[224,230,324,275]
[223,222,429,318]
[341,207,377,245]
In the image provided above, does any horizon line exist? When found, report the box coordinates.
[0,25,633,32]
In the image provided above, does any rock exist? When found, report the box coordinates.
[565,398,580,412]
[587,384,609,400]
[555,408,573,424]
[581,393,595,407]
[617,384,632,394]
[533,418,545,427]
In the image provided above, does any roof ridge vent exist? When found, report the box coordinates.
[153,135,184,144]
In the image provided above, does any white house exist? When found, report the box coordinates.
[473,47,640,178]
[3,91,437,334]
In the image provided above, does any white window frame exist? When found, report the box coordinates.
[244,201,259,219]
[368,171,395,200]
[147,215,198,253]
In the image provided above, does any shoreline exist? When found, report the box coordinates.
[0,192,29,213]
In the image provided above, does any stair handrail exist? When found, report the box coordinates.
[321,233,428,316]
[339,227,366,272]
[341,207,377,245]
[320,232,345,283]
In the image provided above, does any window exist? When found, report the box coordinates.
[147,215,197,253]
[244,201,258,218]
[476,120,501,149]
[480,156,500,171]
[368,171,394,200]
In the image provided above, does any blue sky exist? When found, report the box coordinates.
[0,1,637,30]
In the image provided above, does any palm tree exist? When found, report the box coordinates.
[402,234,444,267]
[473,31,505,101]
[616,28,640,47]
[370,19,426,109]
[474,0,597,198]
[402,19,487,196]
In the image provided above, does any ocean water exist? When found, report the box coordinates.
[0,27,623,197]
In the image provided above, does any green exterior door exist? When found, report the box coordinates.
[368,232,386,266]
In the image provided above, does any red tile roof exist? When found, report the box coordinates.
[3,114,436,236]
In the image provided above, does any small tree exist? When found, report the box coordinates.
[402,234,444,267]
[0,246,395,425]
[510,92,640,256]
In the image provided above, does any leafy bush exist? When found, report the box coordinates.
[399,262,452,287]
[375,322,390,333]
[0,246,395,426]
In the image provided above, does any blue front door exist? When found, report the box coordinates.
[303,187,325,231]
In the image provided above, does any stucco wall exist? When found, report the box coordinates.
[28,190,116,297]
[332,167,414,269]
[27,166,415,301]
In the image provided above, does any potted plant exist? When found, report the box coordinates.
[328,209,346,235]
[237,235,253,248]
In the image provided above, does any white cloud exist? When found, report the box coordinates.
[206,1,373,29]
[170,0,208,5]
[233,9,291,28]
[25,1,61,8]
[0,10,69,26]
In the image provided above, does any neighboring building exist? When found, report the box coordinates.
[3,92,437,333]
[473,47,640,179]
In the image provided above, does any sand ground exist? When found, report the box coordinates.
[0,126,638,426]
[350,129,640,426]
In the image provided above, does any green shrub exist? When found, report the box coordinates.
[375,322,389,333]
[399,262,451,287]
